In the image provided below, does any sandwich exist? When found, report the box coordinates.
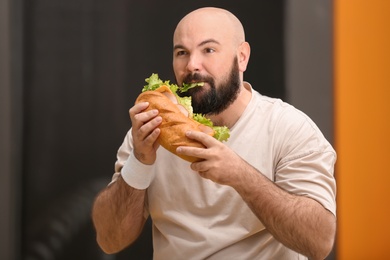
[135,73,230,162]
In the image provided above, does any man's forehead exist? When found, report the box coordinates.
[174,21,230,47]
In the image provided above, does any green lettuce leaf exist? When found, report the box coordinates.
[180,82,204,93]
[142,73,178,93]
[192,114,230,142]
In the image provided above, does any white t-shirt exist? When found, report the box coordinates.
[111,83,336,259]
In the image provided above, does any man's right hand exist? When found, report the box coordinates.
[129,101,162,165]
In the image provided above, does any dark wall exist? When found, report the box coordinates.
[22,1,284,259]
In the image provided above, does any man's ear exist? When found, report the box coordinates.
[238,42,251,72]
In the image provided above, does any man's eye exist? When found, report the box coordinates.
[205,48,215,53]
[176,50,187,56]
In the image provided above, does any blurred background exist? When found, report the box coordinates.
[1,0,389,259]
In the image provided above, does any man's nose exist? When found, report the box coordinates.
[186,54,202,72]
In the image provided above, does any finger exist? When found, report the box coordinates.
[138,116,162,140]
[190,161,208,173]
[185,130,216,148]
[144,127,161,146]
[176,145,208,161]
[134,109,159,124]
[129,102,149,117]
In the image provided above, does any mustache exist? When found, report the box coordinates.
[182,73,212,84]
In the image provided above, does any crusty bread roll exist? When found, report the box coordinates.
[135,86,214,162]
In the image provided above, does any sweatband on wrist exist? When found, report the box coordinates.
[120,152,156,189]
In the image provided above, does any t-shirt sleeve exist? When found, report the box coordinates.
[109,129,134,185]
[274,108,337,216]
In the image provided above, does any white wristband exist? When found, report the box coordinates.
[121,152,156,189]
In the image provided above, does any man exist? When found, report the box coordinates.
[92,7,336,260]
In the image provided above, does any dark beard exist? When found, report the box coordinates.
[178,57,241,115]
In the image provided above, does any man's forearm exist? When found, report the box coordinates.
[232,164,336,259]
[92,175,147,254]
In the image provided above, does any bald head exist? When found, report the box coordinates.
[174,7,245,48]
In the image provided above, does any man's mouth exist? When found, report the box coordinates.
[186,80,206,86]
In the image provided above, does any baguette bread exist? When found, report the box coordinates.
[135,86,214,162]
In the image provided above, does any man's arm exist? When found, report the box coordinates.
[92,175,147,254]
[232,162,336,260]
[177,131,336,259]
[91,100,161,253]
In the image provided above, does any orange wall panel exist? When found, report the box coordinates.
[334,0,390,259]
